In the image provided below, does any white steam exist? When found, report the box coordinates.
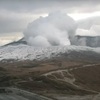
[76,29,91,36]
[24,12,76,47]
[76,25,100,37]
[76,25,100,47]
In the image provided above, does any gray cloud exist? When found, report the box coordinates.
[0,10,37,34]
[77,16,100,29]
[0,17,25,33]
[0,0,100,35]
[0,0,100,13]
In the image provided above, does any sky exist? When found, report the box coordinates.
[0,0,100,46]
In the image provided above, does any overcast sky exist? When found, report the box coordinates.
[0,0,100,45]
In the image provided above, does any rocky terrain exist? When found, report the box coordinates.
[0,45,100,99]
[0,87,52,100]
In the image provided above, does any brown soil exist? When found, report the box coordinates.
[0,59,100,97]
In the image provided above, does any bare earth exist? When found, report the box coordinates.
[0,57,100,100]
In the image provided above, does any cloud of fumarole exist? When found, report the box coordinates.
[24,11,76,47]
[76,25,100,47]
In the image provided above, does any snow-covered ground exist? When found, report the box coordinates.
[0,45,100,61]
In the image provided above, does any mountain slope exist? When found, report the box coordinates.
[3,38,27,46]
[0,45,100,63]
[0,45,100,99]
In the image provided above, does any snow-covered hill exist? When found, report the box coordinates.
[0,45,100,62]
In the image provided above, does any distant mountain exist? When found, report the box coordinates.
[0,45,100,64]
[75,36,100,47]
[3,37,27,46]
[3,36,100,48]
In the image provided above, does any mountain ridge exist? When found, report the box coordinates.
[0,45,100,63]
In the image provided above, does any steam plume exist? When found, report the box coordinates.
[24,11,76,47]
